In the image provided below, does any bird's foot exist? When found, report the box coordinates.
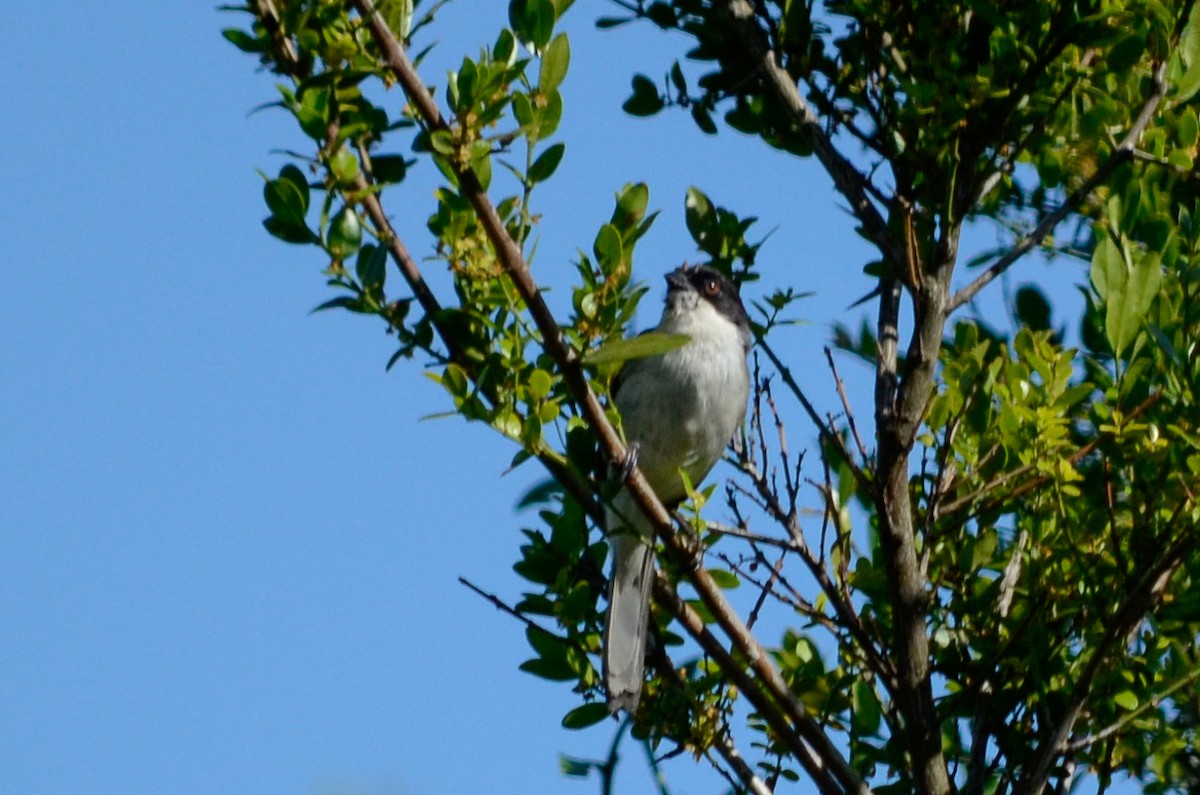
[618,442,640,482]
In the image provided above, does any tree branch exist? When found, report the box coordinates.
[1062,665,1200,755]
[720,0,905,271]
[651,573,855,795]
[349,3,868,792]
[352,168,604,525]
[947,59,1169,314]
[462,575,773,795]
[1012,533,1197,795]
[718,5,950,787]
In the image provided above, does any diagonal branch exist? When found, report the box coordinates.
[720,0,905,271]
[349,3,869,793]
[1063,665,1200,755]
[651,573,842,795]
[1012,532,1198,795]
[947,59,1169,314]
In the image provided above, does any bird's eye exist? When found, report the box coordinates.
[704,279,720,296]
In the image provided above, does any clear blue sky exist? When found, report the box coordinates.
[0,3,1084,794]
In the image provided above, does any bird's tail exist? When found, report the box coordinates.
[603,502,656,714]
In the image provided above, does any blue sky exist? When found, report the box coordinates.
[1,3,1085,794]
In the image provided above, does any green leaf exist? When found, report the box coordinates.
[623,74,664,117]
[1093,230,1161,356]
[538,90,563,139]
[512,92,534,130]
[691,103,717,134]
[539,33,570,95]
[1167,149,1194,171]
[519,657,575,681]
[509,0,555,51]
[1108,33,1146,73]
[584,332,690,366]
[592,223,623,272]
[379,0,413,39]
[222,28,263,53]
[561,702,611,729]
[852,681,883,736]
[1090,231,1122,301]
[527,368,553,399]
[429,130,456,155]
[612,182,649,228]
[1014,285,1052,332]
[263,216,317,245]
[327,206,363,259]
[645,1,677,28]
[262,180,304,226]
[355,243,388,289]
[1177,107,1199,148]
[494,28,517,64]
[1175,3,1200,102]
[329,146,359,186]
[684,186,716,246]
[528,143,566,183]
[1113,690,1139,710]
[669,61,687,96]
[707,569,740,589]
[310,295,362,313]
[595,16,632,28]
[559,754,596,776]
[294,87,331,141]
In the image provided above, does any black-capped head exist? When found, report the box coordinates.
[665,264,750,335]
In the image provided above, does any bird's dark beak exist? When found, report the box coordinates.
[665,267,691,292]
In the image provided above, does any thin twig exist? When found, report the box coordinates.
[824,346,872,471]
[1064,666,1200,754]
[707,520,801,552]
[460,576,574,643]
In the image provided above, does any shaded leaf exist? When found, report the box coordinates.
[584,332,690,366]
[623,74,664,116]
[528,143,566,184]
[561,702,611,729]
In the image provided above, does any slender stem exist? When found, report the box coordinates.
[1064,666,1200,754]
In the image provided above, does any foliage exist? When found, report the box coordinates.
[226,1,1200,794]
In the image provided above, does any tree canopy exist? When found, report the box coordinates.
[226,1,1200,793]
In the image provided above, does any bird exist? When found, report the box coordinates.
[603,264,752,714]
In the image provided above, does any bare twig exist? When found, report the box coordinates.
[824,346,872,471]
[707,520,801,552]
[734,441,897,697]
[757,338,873,495]
[460,576,571,641]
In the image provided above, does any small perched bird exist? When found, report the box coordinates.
[603,264,752,714]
